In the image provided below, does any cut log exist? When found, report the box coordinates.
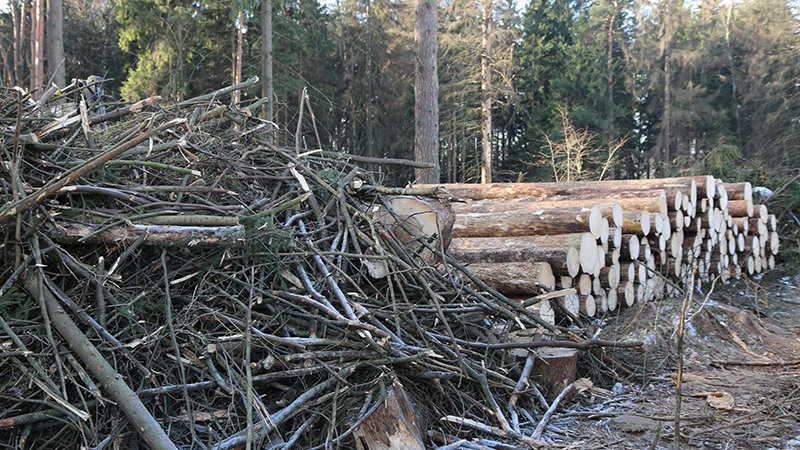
[727,199,754,218]
[448,238,581,278]
[606,288,618,312]
[372,196,456,264]
[715,179,730,211]
[609,227,622,249]
[622,210,651,236]
[525,299,555,325]
[724,182,752,202]
[599,265,619,289]
[561,293,580,319]
[755,204,768,224]
[452,205,604,238]
[465,262,555,294]
[617,281,635,307]
[421,176,714,203]
[50,223,246,248]
[352,380,426,450]
[618,263,636,283]
[451,198,624,227]
[579,294,596,317]
[578,274,592,296]
[620,235,640,261]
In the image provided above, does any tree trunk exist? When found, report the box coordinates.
[0,36,11,85]
[31,0,45,97]
[414,0,439,183]
[366,0,374,159]
[606,0,617,173]
[46,0,65,89]
[662,0,673,171]
[261,0,274,144]
[10,0,23,86]
[480,0,493,183]
[234,9,244,104]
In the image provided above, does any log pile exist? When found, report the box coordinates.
[0,83,646,449]
[420,177,779,324]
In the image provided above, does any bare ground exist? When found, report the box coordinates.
[544,274,800,449]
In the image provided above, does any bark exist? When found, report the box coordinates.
[50,223,246,249]
[453,205,604,239]
[466,262,555,294]
[46,0,65,89]
[480,0,492,183]
[414,0,440,183]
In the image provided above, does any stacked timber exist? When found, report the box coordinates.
[418,177,779,325]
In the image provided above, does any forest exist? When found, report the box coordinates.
[0,0,798,186]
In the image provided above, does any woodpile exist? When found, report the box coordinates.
[420,177,779,325]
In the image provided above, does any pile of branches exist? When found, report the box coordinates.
[0,80,641,449]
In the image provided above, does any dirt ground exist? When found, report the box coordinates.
[545,273,800,449]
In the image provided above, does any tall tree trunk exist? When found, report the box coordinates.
[605,0,617,180]
[414,0,440,184]
[0,36,11,85]
[662,0,673,172]
[46,0,65,89]
[480,0,493,183]
[31,0,45,98]
[366,0,374,158]
[261,0,274,144]
[234,10,244,104]
[10,0,21,86]
[724,1,742,148]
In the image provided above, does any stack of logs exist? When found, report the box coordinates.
[419,176,779,325]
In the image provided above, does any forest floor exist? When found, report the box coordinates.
[548,272,800,449]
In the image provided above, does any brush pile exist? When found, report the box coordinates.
[0,81,645,449]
